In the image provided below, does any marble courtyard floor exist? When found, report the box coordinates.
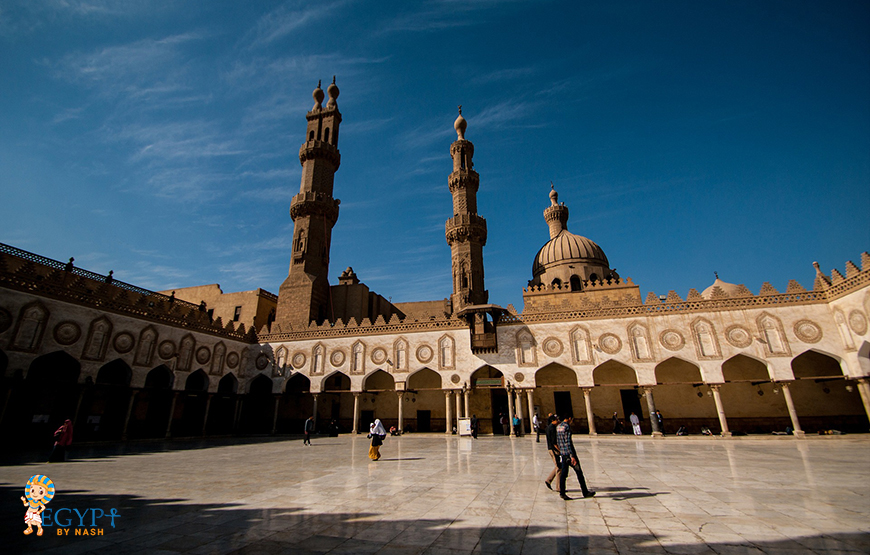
[1,434,868,554]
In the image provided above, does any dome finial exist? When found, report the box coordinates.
[312,80,324,110]
[714,271,719,280]
[326,76,339,109]
[549,181,559,206]
[454,105,467,140]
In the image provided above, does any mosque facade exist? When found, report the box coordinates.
[1,81,869,444]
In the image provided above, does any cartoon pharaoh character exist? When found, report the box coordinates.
[21,474,55,536]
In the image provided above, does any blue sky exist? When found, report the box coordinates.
[1,1,868,312]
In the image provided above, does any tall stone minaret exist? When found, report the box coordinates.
[275,78,342,330]
[445,106,488,312]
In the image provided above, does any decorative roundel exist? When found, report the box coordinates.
[371,347,387,365]
[330,349,346,367]
[292,352,306,368]
[158,340,176,359]
[542,337,563,357]
[725,325,753,348]
[255,353,270,370]
[514,372,525,382]
[416,345,434,363]
[793,320,823,344]
[113,332,135,354]
[226,352,240,368]
[659,330,685,351]
[53,321,81,345]
[451,373,461,384]
[848,310,868,335]
[598,333,622,355]
[0,307,13,334]
[196,346,211,364]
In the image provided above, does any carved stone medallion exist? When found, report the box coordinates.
[113,332,135,354]
[292,352,306,369]
[196,346,211,364]
[514,372,525,382]
[255,353,270,370]
[158,340,176,359]
[542,337,563,357]
[659,329,685,351]
[0,307,13,334]
[330,349,346,367]
[226,352,240,368]
[848,310,868,335]
[416,345,434,363]
[371,347,387,365]
[54,321,81,345]
[598,333,622,355]
[725,325,752,348]
[793,320,823,344]
[451,374,461,384]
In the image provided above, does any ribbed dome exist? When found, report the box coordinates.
[701,277,742,299]
[533,230,609,277]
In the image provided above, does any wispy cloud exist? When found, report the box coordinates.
[472,66,537,85]
[244,1,351,48]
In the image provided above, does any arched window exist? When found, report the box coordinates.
[570,275,582,291]
[308,130,315,141]
[323,127,330,143]
[589,273,599,283]
[551,278,562,288]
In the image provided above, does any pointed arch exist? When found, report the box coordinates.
[791,350,845,379]
[438,335,455,370]
[178,334,196,372]
[185,369,209,392]
[394,337,409,372]
[408,367,441,389]
[471,365,504,388]
[81,316,112,361]
[96,358,132,386]
[516,328,537,367]
[145,365,174,389]
[691,317,721,359]
[27,350,81,383]
[722,354,770,382]
[218,373,239,394]
[363,369,394,391]
[592,360,638,385]
[536,363,578,387]
[248,373,274,394]
[323,370,352,391]
[284,373,310,394]
[134,326,157,367]
[756,312,791,356]
[570,275,582,292]
[654,357,702,384]
[11,301,49,352]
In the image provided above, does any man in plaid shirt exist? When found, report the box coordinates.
[556,415,596,500]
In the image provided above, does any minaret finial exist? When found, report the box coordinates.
[458,105,462,115]
[548,182,558,206]
[714,271,719,280]
[332,75,335,84]
[454,106,467,140]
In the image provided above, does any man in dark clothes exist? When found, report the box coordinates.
[303,416,314,446]
[470,414,479,438]
[557,415,595,501]
[612,411,624,434]
[543,415,560,490]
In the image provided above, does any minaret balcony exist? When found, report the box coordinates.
[445,214,487,244]
[299,141,341,168]
[290,192,340,223]
[448,170,480,193]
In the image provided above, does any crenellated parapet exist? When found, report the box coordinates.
[260,310,466,342]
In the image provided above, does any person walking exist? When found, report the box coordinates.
[612,412,624,434]
[655,410,664,435]
[470,414,479,438]
[369,418,386,461]
[533,412,541,443]
[303,416,314,446]
[543,415,561,491]
[512,413,521,436]
[630,412,642,435]
[557,415,595,500]
[48,419,73,462]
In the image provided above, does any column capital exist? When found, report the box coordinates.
[641,385,655,394]
[709,383,722,391]
[352,391,361,397]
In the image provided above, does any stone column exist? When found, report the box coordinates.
[582,388,597,436]
[271,394,280,435]
[397,391,404,433]
[455,390,462,420]
[526,389,535,433]
[514,390,524,436]
[642,387,663,437]
[464,389,471,421]
[201,393,213,436]
[709,385,731,437]
[233,397,242,432]
[780,382,805,437]
[165,391,179,439]
[444,390,453,434]
[352,392,361,434]
[312,394,319,430]
[855,378,870,427]
[506,388,516,436]
[121,390,137,440]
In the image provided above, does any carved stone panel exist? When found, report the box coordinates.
[416,344,433,364]
[542,337,563,358]
[628,323,653,362]
[438,335,455,370]
[351,341,366,375]
[291,351,306,369]
[134,327,157,367]
[113,332,135,354]
[793,320,822,344]
[570,326,593,365]
[159,340,176,360]
[54,321,81,346]
[756,312,791,357]
[371,347,387,365]
[659,329,685,351]
[516,329,537,367]
[598,333,622,355]
[691,318,721,360]
[848,310,868,335]
[196,346,211,365]
[227,351,240,369]
[82,317,112,361]
[11,302,49,352]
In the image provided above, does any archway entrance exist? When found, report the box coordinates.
[790,350,865,432]
[176,369,209,437]
[535,363,585,432]
[362,370,394,432]
[720,354,785,434]
[207,373,238,435]
[277,373,312,434]
[407,368,443,432]
[470,366,504,435]
[80,359,133,441]
[241,374,274,434]
[130,365,174,439]
[592,360,639,434]
[653,357,716,434]
[17,351,81,445]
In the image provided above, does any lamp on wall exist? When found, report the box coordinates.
[845,384,854,393]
